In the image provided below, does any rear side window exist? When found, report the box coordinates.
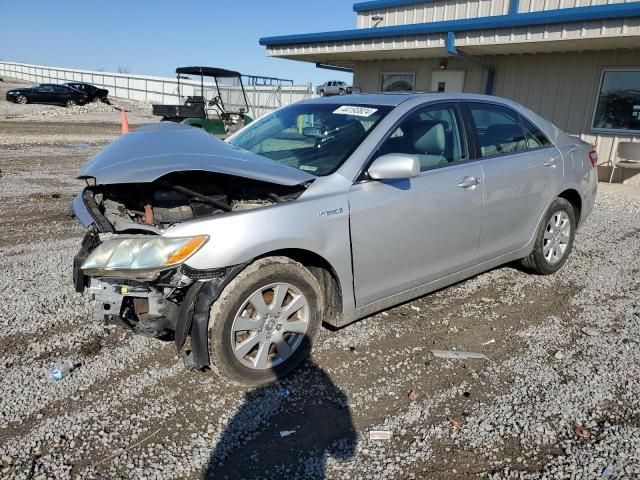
[468,103,527,157]
[522,117,552,149]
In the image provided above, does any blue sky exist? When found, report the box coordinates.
[0,0,355,85]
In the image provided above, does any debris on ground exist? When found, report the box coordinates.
[46,360,78,382]
[431,350,488,360]
[581,326,600,336]
[601,465,614,478]
[575,425,592,438]
[369,430,392,440]
[450,414,464,430]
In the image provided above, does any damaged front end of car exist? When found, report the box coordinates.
[72,122,315,369]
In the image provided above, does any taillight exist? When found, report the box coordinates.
[588,149,598,168]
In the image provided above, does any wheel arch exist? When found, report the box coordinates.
[255,248,344,327]
[177,248,345,370]
[558,188,582,225]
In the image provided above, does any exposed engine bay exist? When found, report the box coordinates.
[82,171,307,234]
[74,170,308,357]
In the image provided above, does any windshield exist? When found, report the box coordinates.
[228,103,392,176]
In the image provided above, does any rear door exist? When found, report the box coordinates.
[349,102,484,306]
[463,102,563,259]
[52,85,73,104]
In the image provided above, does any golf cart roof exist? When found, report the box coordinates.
[175,66,241,78]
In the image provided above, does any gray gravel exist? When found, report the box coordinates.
[1,110,639,479]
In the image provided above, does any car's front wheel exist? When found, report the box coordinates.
[208,257,322,385]
[16,95,28,104]
[520,197,576,274]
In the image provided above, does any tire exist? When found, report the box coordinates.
[319,90,325,97]
[520,197,576,275]
[339,89,346,95]
[16,95,28,105]
[65,99,77,108]
[208,256,323,385]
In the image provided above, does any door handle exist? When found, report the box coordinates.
[544,159,557,168]
[458,176,482,188]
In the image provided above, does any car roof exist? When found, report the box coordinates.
[304,92,534,109]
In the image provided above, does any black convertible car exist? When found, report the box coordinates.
[6,83,88,107]
[64,82,109,103]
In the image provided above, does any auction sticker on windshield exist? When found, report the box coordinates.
[333,106,378,117]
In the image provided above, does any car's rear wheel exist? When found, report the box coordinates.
[16,95,28,104]
[520,197,576,275]
[208,257,322,385]
[65,99,77,108]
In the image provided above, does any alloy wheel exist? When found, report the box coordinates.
[230,282,309,370]
[543,211,571,264]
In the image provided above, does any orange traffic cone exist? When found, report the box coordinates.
[120,108,130,134]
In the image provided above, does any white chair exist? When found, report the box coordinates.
[609,142,640,183]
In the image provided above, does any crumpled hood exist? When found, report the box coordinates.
[78,122,316,186]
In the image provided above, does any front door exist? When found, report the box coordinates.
[349,102,483,307]
[35,85,54,103]
[464,102,564,259]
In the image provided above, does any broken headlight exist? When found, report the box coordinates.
[81,235,208,280]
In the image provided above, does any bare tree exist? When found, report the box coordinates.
[117,66,130,74]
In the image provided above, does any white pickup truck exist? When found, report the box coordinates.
[316,81,359,96]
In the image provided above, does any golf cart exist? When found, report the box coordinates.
[152,66,253,137]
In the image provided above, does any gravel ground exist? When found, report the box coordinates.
[1,102,639,479]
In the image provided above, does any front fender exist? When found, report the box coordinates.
[166,191,355,314]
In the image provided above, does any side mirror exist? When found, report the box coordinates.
[368,153,420,180]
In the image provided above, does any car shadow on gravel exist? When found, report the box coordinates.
[203,359,357,480]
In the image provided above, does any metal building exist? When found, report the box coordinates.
[260,0,640,184]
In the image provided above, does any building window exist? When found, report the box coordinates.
[592,69,640,133]
[380,73,415,92]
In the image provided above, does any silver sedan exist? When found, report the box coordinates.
[73,93,598,384]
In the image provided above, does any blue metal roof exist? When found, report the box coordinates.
[260,2,640,46]
[353,0,433,12]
